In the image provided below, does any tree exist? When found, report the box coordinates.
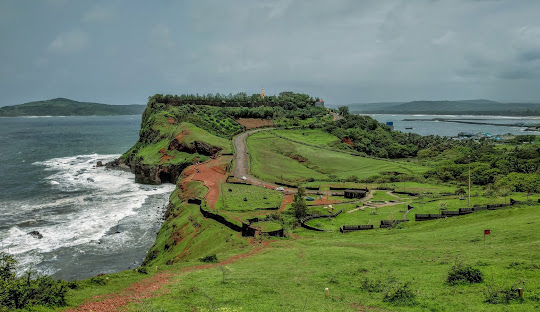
[498,187,512,205]
[338,106,349,116]
[0,252,68,309]
[0,252,16,281]
[292,187,307,219]
[438,201,448,212]
[218,266,231,284]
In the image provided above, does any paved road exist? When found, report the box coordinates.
[232,129,298,194]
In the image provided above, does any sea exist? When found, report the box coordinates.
[368,114,540,136]
[0,113,538,281]
[0,116,174,281]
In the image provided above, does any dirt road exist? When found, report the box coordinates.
[232,129,296,194]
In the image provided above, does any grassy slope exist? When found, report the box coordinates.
[247,131,425,183]
[272,129,341,146]
[42,112,540,311]
[130,121,232,166]
[134,202,540,312]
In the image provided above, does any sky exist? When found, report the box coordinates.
[1,0,540,106]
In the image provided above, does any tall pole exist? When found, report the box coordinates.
[468,156,471,207]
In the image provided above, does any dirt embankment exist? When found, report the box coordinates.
[188,157,229,209]
[236,118,273,129]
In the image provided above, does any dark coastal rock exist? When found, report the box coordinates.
[168,139,221,157]
[96,161,103,167]
[133,162,190,184]
[105,158,132,172]
[106,157,189,184]
[28,230,43,239]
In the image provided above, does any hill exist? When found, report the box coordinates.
[8,92,539,311]
[347,99,540,116]
[0,98,146,117]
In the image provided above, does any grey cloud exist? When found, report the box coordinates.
[499,66,540,80]
[82,5,115,23]
[518,50,540,62]
[1,0,540,106]
[47,30,89,54]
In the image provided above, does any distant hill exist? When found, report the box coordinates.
[346,99,540,116]
[344,102,405,111]
[0,98,146,117]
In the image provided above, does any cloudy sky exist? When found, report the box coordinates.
[1,0,540,106]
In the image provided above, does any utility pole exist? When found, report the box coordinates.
[468,155,471,207]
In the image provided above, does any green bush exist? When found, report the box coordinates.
[447,260,484,285]
[358,277,384,293]
[135,266,149,274]
[383,281,416,305]
[89,276,107,286]
[485,280,525,304]
[199,254,218,263]
[0,252,68,309]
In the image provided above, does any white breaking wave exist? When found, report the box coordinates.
[0,154,175,273]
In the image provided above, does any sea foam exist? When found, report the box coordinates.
[0,154,174,275]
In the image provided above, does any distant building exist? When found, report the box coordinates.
[261,88,265,98]
[386,121,394,130]
[314,99,325,107]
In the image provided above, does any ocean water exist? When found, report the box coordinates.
[0,116,174,280]
[368,114,540,137]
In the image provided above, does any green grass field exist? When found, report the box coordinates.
[40,173,540,312]
[215,183,283,212]
[125,200,540,312]
[306,202,410,230]
[37,123,540,312]
[271,129,340,147]
[247,131,426,184]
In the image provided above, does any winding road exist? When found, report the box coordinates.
[232,129,297,194]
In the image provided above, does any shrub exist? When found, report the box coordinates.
[67,281,79,289]
[135,267,148,274]
[199,254,218,263]
[89,276,107,286]
[447,260,484,285]
[485,280,525,304]
[383,281,416,305]
[358,277,384,293]
[0,252,68,309]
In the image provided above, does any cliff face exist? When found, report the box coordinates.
[106,159,189,184]
[110,101,231,185]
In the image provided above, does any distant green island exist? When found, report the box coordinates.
[345,99,540,116]
[0,98,146,117]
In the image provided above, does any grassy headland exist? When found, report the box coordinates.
[5,92,539,311]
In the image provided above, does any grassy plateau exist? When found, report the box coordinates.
[14,97,539,312]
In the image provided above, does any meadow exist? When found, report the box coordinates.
[271,129,341,147]
[125,201,540,312]
[246,131,426,184]
[214,183,283,212]
[20,107,540,312]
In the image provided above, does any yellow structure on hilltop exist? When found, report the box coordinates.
[261,88,265,98]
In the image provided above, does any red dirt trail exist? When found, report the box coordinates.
[67,241,272,312]
[189,157,228,209]
[64,272,173,312]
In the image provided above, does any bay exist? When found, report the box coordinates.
[0,116,174,280]
[368,114,540,137]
